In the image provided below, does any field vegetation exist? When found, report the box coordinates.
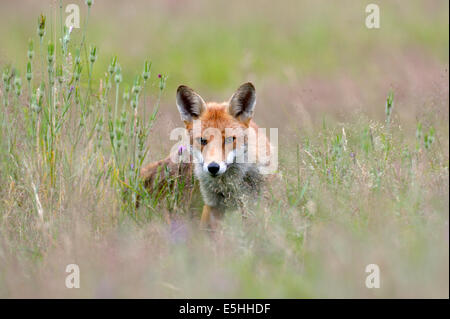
[0,0,448,298]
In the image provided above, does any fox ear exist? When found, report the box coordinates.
[176,85,206,122]
[228,82,256,123]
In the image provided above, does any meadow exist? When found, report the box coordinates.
[0,0,448,298]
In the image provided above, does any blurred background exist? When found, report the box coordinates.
[0,0,448,298]
[1,1,448,157]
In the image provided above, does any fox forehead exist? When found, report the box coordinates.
[186,102,250,134]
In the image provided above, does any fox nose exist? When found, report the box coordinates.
[207,162,220,176]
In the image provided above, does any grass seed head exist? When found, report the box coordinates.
[27,38,34,60]
[47,41,55,64]
[90,46,98,64]
[37,14,46,40]
[132,76,141,95]
[14,75,22,96]
[108,56,117,75]
[26,61,32,82]
[142,61,151,81]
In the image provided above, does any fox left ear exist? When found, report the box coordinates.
[228,82,256,123]
[176,85,206,123]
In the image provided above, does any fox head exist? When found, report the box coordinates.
[176,82,257,178]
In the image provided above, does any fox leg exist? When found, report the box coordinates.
[200,205,224,230]
[200,205,211,228]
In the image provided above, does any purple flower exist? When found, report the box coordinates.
[178,145,186,156]
[158,74,162,79]
[69,85,75,93]
[130,163,134,170]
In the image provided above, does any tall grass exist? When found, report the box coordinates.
[1,1,168,227]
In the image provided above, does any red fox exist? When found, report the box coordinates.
[141,82,275,229]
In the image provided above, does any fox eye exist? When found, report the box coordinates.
[225,136,235,144]
[196,137,208,145]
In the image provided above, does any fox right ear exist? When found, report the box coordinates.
[228,82,256,123]
[176,85,206,123]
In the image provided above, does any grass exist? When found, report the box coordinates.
[0,0,448,298]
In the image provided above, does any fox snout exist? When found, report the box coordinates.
[203,161,227,177]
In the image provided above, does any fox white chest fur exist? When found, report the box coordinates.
[194,160,264,211]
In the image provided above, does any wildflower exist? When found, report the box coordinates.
[159,74,166,90]
[350,152,356,163]
[178,145,186,156]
